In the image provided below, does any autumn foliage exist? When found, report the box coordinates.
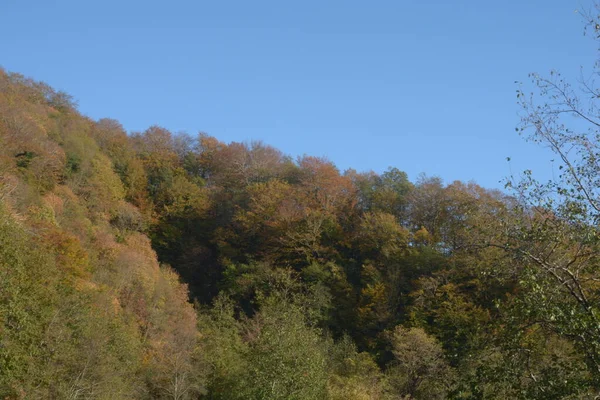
[1,65,600,399]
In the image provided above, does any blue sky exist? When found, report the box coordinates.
[1,0,596,188]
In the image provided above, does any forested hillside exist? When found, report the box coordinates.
[2,53,600,398]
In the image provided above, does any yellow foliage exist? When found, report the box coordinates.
[87,154,126,211]
[413,226,432,245]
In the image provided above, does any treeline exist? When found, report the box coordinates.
[1,67,599,399]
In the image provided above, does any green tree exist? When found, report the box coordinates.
[505,1,600,390]
[386,326,455,399]
[198,292,330,400]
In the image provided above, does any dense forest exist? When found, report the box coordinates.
[4,13,600,400]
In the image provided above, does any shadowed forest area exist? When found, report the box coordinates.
[4,7,600,400]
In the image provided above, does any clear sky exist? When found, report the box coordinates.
[1,0,596,189]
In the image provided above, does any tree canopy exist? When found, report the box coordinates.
[3,4,600,398]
